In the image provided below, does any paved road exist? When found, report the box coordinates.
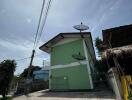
[13,90,116,100]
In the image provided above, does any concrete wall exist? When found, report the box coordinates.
[107,67,123,100]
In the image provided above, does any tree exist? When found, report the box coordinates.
[0,60,16,99]
[95,59,108,73]
[10,75,20,91]
[95,37,104,57]
[20,66,41,78]
[95,37,109,82]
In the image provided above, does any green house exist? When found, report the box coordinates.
[39,32,96,91]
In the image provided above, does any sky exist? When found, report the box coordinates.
[0,0,132,75]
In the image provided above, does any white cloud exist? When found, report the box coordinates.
[26,18,32,23]
[1,0,132,74]
[1,9,6,13]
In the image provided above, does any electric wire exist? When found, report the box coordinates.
[34,0,53,49]
[15,0,53,62]
[33,0,46,49]
[15,0,53,63]
[15,54,44,62]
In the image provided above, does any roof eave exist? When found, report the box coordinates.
[39,32,91,53]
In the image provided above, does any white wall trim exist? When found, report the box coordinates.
[52,38,79,47]
[83,39,93,89]
[51,61,87,69]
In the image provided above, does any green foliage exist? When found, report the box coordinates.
[95,60,109,81]
[20,66,41,78]
[10,75,20,90]
[0,97,12,100]
[95,60,108,73]
[95,37,104,56]
[0,60,16,99]
[128,91,132,100]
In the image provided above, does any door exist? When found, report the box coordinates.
[51,76,69,91]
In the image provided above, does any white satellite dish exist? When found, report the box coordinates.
[73,22,89,32]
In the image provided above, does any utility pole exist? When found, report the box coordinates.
[27,49,35,79]
[25,49,35,96]
[43,60,45,68]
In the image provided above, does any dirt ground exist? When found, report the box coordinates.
[13,89,116,100]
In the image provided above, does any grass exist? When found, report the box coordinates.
[0,97,12,100]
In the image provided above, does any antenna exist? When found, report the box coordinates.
[73,22,89,32]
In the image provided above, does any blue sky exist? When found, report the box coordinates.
[0,0,132,74]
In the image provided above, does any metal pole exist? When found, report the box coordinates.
[43,60,45,68]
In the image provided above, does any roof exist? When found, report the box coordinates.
[102,44,132,59]
[102,45,132,75]
[39,32,92,53]
[102,24,132,48]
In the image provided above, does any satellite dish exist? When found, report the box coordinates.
[72,52,86,60]
[73,22,89,32]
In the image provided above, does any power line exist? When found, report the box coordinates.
[15,54,43,62]
[16,0,53,63]
[33,0,46,49]
[15,0,53,68]
[16,0,48,60]
[34,0,53,49]
[16,57,31,61]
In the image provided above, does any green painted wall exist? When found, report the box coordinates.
[51,39,84,66]
[51,65,91,90]
[50,39,94,90]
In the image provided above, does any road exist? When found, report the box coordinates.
[13,90,116,100]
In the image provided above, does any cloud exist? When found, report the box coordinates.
[0,0,132,74]
[26,18,32,23]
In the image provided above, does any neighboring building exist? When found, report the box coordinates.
[33,70,49,81]
[39,32,96,91]
[103,24,132,48]
[15,66,50,95]
[102,24,132,75]
[102,24,132,100]
[33,66,50,81]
